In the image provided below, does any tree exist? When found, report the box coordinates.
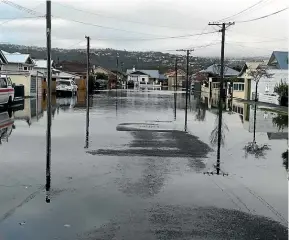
[210,111,229,147]
[272,113,288,131]
[95,73,108,80]
[282,150,288,170]
[243,104,271,159]
[274,80,288,106]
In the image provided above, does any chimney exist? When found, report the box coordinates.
[133,65,136,72]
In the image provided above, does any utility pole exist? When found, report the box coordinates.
[208,21,234,175]
[176,49,193,131]
[85,36,90,149]
[174,57,178,120]
[175,57,178,91]
[45,0,51,203]
[115,53,119,116]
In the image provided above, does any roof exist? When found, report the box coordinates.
[200,64,239,76]
[238,61,266,76]
[94,66,116,76]
[126,69,160,78]
[268,51,288,69]
[0,50,8,64]
[159,74,168,80]
[165,69,186,77]
[33,59,53,69]
[1,50,33,64]
[55,60,87,74]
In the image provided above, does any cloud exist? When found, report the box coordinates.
[0,0,287,57]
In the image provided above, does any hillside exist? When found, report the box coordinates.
[0,43,262,73]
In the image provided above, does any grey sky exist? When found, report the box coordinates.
[0,0,288,57]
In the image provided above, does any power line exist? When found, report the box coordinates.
[2,0,213,38]
[0,16,44,20]
[83,30,218,42]
[236,7,288,23]
[228,38,288,44]
[53,1,196,31]
[1,0,43,16]
[218,0,268,22]
[0,2,44,27]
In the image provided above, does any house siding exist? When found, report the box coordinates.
[250,70,288,104]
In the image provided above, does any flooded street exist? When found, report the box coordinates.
[0,90,288,239]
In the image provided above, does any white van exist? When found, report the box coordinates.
[56,79,78,95]
[0,76,14,107]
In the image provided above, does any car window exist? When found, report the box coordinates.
[0,78,7,88]
[7,77,12,86]
[57,81,71,86]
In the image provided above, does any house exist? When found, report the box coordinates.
[54,60,88,91]
[267,51,288,70]
[32,59,54,74]
[55,60,87,77]
[126,68,161,86]
[239,51,288,104]
[165,69,186,87]
[0,50,42,97]
[199,64,239,98]
[237,61,266,100]
[159,74,168,86]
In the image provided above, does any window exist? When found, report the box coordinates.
[233,83,244,91]
[7,77,12,86]
[142,78,145,82]
[0,78,7,88]
[24,66,28,71]
[18,64,23,71]
[265,84,270,92]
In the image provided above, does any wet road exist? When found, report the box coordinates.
[0,90,288,239]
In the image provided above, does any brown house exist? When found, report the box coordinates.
[165,69,186,87]
[54,60,87,91]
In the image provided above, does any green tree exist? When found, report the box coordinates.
[95,73,108,80]
[274,80,288,106]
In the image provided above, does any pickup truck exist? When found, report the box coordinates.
[0,75,14,109]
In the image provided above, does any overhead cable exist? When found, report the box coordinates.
[236,7,288,23]
[218,0,268,22]
[53,2,196,31]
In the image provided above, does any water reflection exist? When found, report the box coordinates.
[282,150,288,170]
[272,113,288,131]
[0,111,15,144]
[56,96,77,111]
[14,98,43,125]
[194,94,207,121]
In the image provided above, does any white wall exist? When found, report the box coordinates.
[2,63,19,71]
[2,63,34,72]
[250,69,288,104]
[128,74,149,84]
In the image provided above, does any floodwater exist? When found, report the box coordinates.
[0,90,288,239]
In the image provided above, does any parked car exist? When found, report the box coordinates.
[56,80,78,96]
[0,75,15,109]
[94,79,107,90]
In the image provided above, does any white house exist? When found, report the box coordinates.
[1,51,34,72]
[0,50,42,97]
[32,59,54,75]
[126,68,161,86]
[248,51,288,104]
